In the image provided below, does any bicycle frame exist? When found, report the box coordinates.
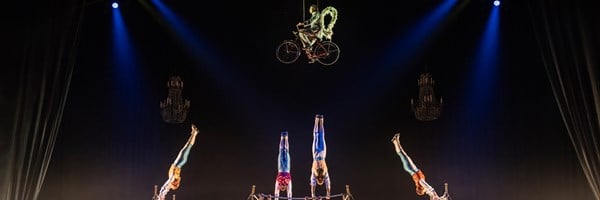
[292,33,327,60]
[277,31,339,65]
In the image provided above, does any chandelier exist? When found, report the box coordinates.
[411,73,443,121]
[160,76,190,123]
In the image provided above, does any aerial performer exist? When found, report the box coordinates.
[297,4,321,51]
[295,4,338,64]
[391,133,449,200]
[276,1,339,65]
[296,4,338,48]
[310,114,331,199]
[157,124,199,200]
[274,131,293,200]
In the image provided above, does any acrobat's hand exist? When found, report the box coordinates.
[191,124,199,136]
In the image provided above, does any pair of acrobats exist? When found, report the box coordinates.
[273,114,330,199]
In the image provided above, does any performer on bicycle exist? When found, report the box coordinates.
[158,124,199,200]
[310,114,331,199]
[391,133,449,200]
[297,4,321,58]
[274,131,292,200]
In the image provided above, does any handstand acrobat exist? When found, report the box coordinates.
[275,131,292,200]
[311,114,331,199]
[157,124,199,200]
[391,133,449,200]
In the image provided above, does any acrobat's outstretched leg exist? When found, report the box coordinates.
[391,133,435,196]
[275,131,292,200]
[311,115,331,199]
[312,115,327,160]
[174,124,199,168]
[158,124,199,200]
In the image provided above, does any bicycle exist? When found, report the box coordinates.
[276,26,340,66]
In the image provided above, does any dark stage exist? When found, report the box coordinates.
[2,0,599,200]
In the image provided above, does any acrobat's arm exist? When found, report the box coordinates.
[274,182,280,200]
[325,173,331,198]
[419,179,438,198]
[288,181,293,198]
[310,172,317,197]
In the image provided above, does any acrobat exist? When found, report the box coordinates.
[276,3,339,65]
[296,4,338,50]
[274,131,293,200]
[311,114,331,199]
[297,4,321,51]
[391,133,449,200]
[157,124,199,200]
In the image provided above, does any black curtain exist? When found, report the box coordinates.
[530,0,600,199]
[0,1,85,200]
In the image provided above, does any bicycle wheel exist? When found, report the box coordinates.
[315,41,340,66]
[276,40,301,64]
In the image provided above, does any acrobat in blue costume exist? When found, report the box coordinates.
[391,133,449,200]
[274,131,292,200]
[311,114,331,198]
[157,124,199,200]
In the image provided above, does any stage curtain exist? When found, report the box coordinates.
[530,0,600,199]
[0,1,85,200]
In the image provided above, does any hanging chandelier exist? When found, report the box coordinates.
[160,76,190,123]
[411,73,443,121]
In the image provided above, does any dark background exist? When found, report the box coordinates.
[3,0,594,199]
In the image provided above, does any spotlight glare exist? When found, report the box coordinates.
[112,2,119,8]
[493,0,500,6]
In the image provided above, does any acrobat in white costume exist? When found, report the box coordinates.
[157,124,199,200]
[274,131,293,200]
[311,114,331,199]
[391,133,449,200]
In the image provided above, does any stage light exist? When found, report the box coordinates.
[493,0,500,6]
[112,2,119,8]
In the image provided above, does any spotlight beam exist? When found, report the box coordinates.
[138,0,265,123]
[355,0,461,101]
[323,0,461,123]
[112,5,143,112]
[448,7,501,191]
[465,5,500,114]
[374,0,459,80]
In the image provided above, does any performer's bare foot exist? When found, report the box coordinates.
[191,124,199,136]
[188,124,199,145]
[391,133,400,144]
